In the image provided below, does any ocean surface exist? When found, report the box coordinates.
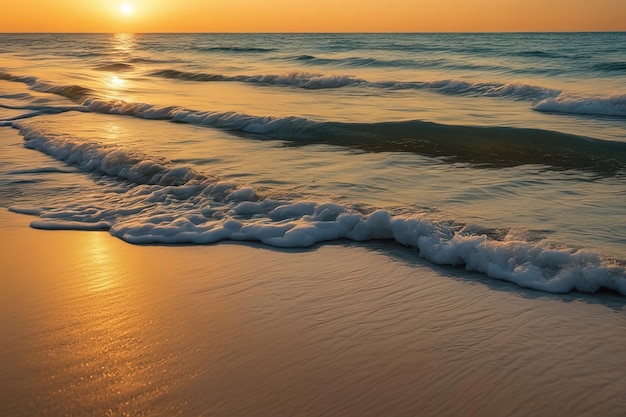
[1,32,625,295]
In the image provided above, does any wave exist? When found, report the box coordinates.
[592,62,626,72]
[193,46,277,53]
[75,96,626,176]
[7,70,625,119]
[9,123,626,296]
[148,68,562,100]
[10,95,626,175]
[148,69,365,89]
[287,53,521,73]
[0,103,84,125]
[288,54,419,68]
[0,92,33,100]
[3,71,625,174]
[512,50,564,59]
[128,56,186,64]
[16,124,206,186]
[534,94,626,118]
[0,109,71,124]
[1,71,93,102]
[93,63,135,72]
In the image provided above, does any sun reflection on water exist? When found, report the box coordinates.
[107,75,126,89]
[100,33,137,100]
[112,33,136,58]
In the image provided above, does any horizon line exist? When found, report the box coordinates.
[1,30,625,35]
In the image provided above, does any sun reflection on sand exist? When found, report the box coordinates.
[82,232,123,292]
[0,219,188,415]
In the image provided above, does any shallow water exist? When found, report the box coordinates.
[0,33,625,295]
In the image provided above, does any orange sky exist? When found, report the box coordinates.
[3,0,625,32]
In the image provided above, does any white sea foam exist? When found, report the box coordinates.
[16,123,205,186]
[171,109,317,135]
[9,122,626,296]
[15,197,626,295]
[31,219,111,231]
[534,93,626,117]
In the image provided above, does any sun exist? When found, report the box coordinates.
[120,3,133,16]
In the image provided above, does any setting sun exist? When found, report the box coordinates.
[120,3,133,15]
[1,0,625,32]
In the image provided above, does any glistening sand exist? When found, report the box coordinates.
[1,210,625,417]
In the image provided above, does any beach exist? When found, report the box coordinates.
[1,32,625,416]
[2,209,625,417]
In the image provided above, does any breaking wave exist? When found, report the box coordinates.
[147,69,561,100]
[534,94,626,118]
[2,71,624,174]
[147,69,364,89]
[4,70,625,120]
[9,122,626,296]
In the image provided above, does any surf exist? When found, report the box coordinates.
[9,121,626,296]
[2,70,625,175]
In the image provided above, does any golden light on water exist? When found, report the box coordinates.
[112,32,136,55]
[101,33,136,99]
[107,75,126,89]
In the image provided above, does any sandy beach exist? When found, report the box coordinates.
[1,1,625,413]
[1,209,625,417]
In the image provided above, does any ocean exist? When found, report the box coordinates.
[1,32,625,295]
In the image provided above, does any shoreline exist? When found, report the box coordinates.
[1,209,625,416]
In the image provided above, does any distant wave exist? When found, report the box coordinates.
[592,62,626,72]
[290,53,407,67]
[147,68,626,117]
[8,70,626,120]
[193,46,277,53]
[148,69,365,89]
[2,71,625,174]
[512,50,564,59]
[147,69,562,100]
[534,94,626,118]
[288,54,420,68]
[11,122,626,296]
[92,63,135,72]
[287,53,519,73]
[128,56,187,64]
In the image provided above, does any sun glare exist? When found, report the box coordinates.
[120,3,133,16]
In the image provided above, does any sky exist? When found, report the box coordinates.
[2,0,625,33]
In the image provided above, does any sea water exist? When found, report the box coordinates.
[0,32,625,295]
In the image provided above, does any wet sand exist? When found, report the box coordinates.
[1,209,625,417]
